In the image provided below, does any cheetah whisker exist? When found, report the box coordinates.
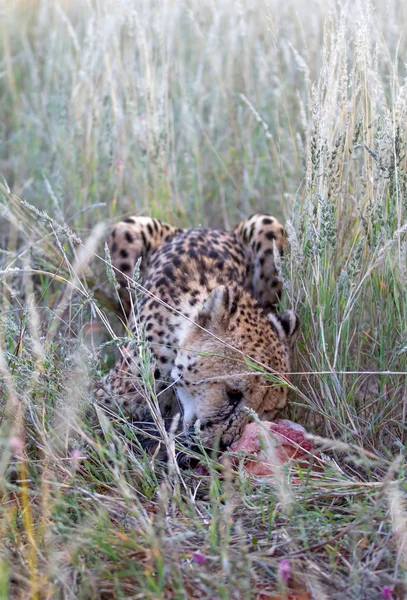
[190,372,288,386]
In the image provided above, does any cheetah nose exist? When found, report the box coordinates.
[177,451,200,469]
[218,439,229,452]
[177,453,189,468]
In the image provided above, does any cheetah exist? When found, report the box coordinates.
[96,215,299,451]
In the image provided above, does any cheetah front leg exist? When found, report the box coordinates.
[95,345,177,454]
[234,214,287,312]
[109,216,184,317]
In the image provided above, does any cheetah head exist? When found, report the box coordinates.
[171,285,299,450]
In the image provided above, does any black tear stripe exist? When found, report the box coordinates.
[199,390,241,433]
[230,296,238,315]
[222,286,230,310]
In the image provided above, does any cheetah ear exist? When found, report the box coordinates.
[268,310,299,341]
[197,285,240,330]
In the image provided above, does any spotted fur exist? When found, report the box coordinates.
[96,215,299,450]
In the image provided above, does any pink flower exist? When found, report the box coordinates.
[381,587,393,600]
[70,449,83,463]
[192,552,206,564]
[278,559,290,583]
[9,436,24,454]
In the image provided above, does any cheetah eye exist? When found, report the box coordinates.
[226,389,243,405]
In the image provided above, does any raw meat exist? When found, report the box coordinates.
[230,419,315,476]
